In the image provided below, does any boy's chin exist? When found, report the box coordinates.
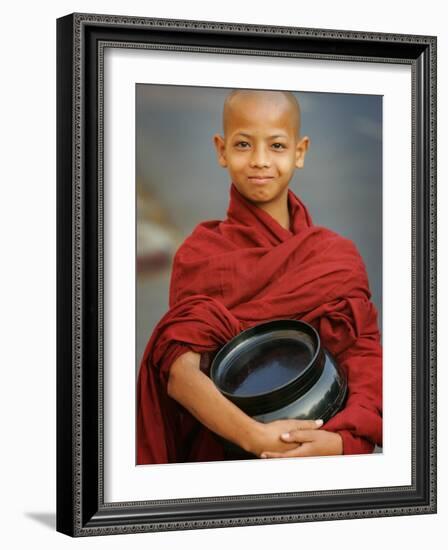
[237,185,283,204]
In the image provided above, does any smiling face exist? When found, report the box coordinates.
[213,90,309,216]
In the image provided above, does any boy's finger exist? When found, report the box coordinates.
[292,419,323,430]
[289,443,316,457]
[263,443,316,459]
[281,429,318,443]
[261,447,304,459]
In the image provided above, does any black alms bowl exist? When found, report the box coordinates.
[210,319,347,425]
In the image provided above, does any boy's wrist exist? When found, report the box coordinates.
[241,420,265,456]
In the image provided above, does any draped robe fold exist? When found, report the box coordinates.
[137,184,382,464]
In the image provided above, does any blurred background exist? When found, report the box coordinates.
[136,85,382,372]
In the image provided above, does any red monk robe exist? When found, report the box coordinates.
[137,184,382,464]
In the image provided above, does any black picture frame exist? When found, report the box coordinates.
[56,13,437,537]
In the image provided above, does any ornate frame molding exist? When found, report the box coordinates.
[57,13,437,536]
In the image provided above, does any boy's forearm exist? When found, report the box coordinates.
[167,351,262,454]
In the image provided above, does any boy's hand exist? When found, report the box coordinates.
[260,429,343,458]
[248,419,323,457]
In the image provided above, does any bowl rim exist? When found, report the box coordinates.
[210,319,323,402]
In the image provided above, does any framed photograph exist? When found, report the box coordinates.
[56,13,437,536]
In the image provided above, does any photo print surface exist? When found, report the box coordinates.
[135,84,383,466]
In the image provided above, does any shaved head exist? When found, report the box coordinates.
[222,89,301,138]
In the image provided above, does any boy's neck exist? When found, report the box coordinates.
[256,198,291,231]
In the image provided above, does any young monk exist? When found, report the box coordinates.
[137,89,382,464]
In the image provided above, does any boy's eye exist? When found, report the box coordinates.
[235,141,250,149]
[272,142,286,150]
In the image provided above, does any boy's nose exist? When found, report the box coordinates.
[250,147,271,168]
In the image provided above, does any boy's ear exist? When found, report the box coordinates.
[295,136,310,169]
[213,134,228,167]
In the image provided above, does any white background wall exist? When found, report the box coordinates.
[0,1,444,548]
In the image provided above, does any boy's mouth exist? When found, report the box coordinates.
[248,176,274,184]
